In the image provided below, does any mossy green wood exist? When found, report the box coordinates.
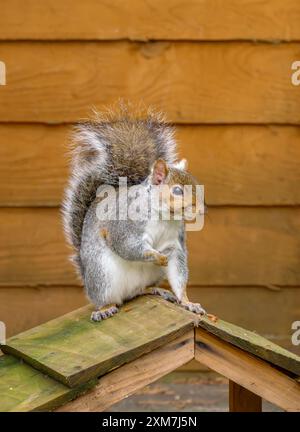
[198,316,300,375]
[0,355,96,412]
[2,296,195,387]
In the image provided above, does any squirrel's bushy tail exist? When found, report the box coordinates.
[62,105,177,274]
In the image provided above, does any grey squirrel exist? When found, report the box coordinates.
[62,106,206,321]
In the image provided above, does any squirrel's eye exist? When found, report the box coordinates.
[172,185,183,196]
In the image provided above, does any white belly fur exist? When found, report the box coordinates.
[103,220,181,305]
[144,219,181,252]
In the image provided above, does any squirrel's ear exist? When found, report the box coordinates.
[174,158,188,171]
[151,159,169,185]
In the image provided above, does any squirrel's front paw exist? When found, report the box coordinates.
[143,250,168,267]
[156,254,168,267]
[182,301,206,316]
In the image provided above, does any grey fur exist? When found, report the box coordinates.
[62,107,205,319]
[62,109,177,272]
[80,188,174,308]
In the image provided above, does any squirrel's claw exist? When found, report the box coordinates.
[144,287,179,303]
[143,250,168,267]
[91,305,119,322]
[181,301,206,316]
[156,254,168,267]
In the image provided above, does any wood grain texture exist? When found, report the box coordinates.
[1,1,300,41]
[229,381,262,412]
[195,328,300,412]
[197,315,300,375]
[2,296,196,387]
[1,286,298,357]
[1,42,300,123]
[0,354,95,412]
[177,125,300,206]
[188,206,300,286]
[0,286,87,338]
[0,331,193,412]
[1,207,300,286]
[0,208,74,286]
[187,287,300,356]
[1,124,300,206]
[56,330,194,412]
[0,124,69,207]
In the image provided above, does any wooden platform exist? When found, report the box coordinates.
[0,295,300,412]
[1,296,197,387]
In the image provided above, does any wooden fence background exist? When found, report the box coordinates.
[0,1,299,363]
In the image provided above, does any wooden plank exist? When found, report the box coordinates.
[1,286,298,359]
[0,354,96,412]
[187,286,300,357]
[188,207,300,286]
[0,286,87,338]
[195,328,300,412]
[0,208,74,286]
[229,381,262,412]
[0,331,193,412]
[1,207,300,287]
[177,125,300,206]
[0,124,69,207]
[1,124,300,206]
[1,1,300,41]
[2,296,197,387]
[56,330,194,412]
[0,42,300,124]
[197,315,300,376]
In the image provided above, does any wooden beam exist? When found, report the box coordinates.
[2,124,300,207]
[1,312,299,412]
[195,328,300,412]
[0,354,96,412]
[0,330,193,412]
[0,42,300,124]
[1,285,299,363]
[229,381,262,412]
[197,315,300,376]
[1,1,300,41]
[2,296,197,387]
[56,330,194,412]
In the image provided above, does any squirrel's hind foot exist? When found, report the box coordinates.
[181,301,206,316]
[91,304,119,322]
[144,287,178,303]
